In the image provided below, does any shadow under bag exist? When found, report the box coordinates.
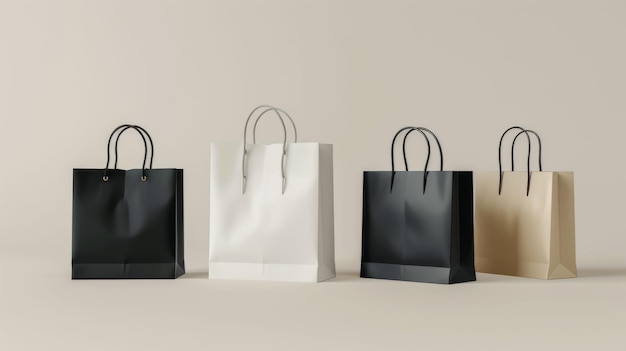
[361,127,475,284]
[72,125,184,279]
[474,127,576,279]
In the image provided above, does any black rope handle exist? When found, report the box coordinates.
[511,129,542,172]
[105,125,148,173]
[391,127,431,172]
[390,126,431,193]
[497,126,532,196]
[103,125,153,181]
[498,126,525,194]
[114,125,154,170]
[512,129,542,196]
[401,127,444,171]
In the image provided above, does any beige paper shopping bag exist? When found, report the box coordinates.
[474,127,577,279]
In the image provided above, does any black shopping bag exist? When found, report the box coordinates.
[361,127,475,284]
[72,125,184,279]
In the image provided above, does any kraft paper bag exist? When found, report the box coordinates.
[474,127,576,279]
[361,127,476,284]
[209,106,335,282]
[72,125,185,279]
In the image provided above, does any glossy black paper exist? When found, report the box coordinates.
[361,171,475,284]
[72,168,185,279]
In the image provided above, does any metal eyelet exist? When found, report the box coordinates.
[141,175,147,182]
[102,175,109,182]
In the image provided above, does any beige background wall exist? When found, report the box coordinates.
[1,1,625,350]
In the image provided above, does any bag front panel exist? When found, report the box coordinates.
[72,169,179,265]
[362,171,453,268]
[475,171,554,276]
[209,143,322,266]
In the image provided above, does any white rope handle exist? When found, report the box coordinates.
[241,105,297,194]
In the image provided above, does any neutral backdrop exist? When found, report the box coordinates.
[1,1,625,350]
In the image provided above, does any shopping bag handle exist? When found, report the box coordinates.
[390,126,444,193]
[401,127,444,171]
[243,105,297,145]
[511,129,542,172]
[497,126,536,196]
[112,125,154,170]
[103,124,154,182]
[250,106,297,144]
[391,127,430,174]
[241,105,296,194]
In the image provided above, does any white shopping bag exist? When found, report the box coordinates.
[209,106,335,282]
